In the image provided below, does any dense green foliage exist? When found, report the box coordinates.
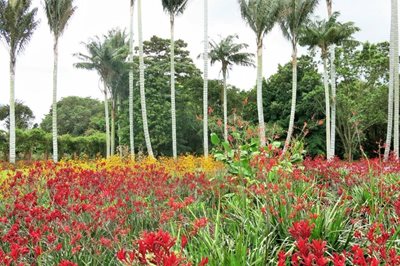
[40,96,104,136]
[0,37,392,161]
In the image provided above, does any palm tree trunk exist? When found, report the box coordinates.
[9,56,16,164]
[323,56,331,158]
[138,0,154,157]
[170,14,177,159]
[385,0,396,161]
[52,37,59,163]
[327,0,336,160]
[203,0,209,157]
[104,87,111,158]
[329,45,336,160]
[129,0,135,159]
[118,96,122,157]
[283,41,298,154]
[111,98,115,156]
[222,69,228,142]
[393,0,399,159]
[256,39,266,147]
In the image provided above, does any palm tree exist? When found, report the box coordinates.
[74,32,128,158]
[203,0,209,157]
[44,0,76,163]
[105,30,129,156]
[0,0,39,164]
[385,0,399,161]
[238,0,281,147]
[161,0,189,159]
[279,0,318,155]
[299,12,359,158]
[137,0,154,157]
[128,0,135,159]
[209,34,254,141]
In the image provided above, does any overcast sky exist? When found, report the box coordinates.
[0,0,393,124]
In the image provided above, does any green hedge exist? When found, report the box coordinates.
[0,129,106,161]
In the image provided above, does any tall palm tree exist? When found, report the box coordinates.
[279,0,318,155]
[238,0,281,147]
[161,0,189,159]
[44,0,76,163]
[0,0,39,164]
[326,0,336,160]
[105,30,129,156]
[209,34,254,141]
[385,0,399,161]
[300,12,359,158]
[128,0,135,159]
[137,0,154,157]
[203,0,209,157]
[74,32,128,158]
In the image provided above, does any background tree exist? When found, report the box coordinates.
[161,0,189,159]
[300,12,359,158]
[44,0,77,163]
[103,30,129,155]
[279,0,318,155]
[74,31,128,157]
[0,101,35,130]
[238,0,281,147]
[335,41,389,160]
[209,34,254,141]
[40,96,104,136]
[0,0,39,164]
[263,56,325,156]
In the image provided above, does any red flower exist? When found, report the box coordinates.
[278,251,286,266]
[289,220,313,241]
[181,235,188,249]
[117,249,126,261]
[58,260,77,266]
[199,257,209,266]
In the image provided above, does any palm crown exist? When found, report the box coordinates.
[299,12,360,58]
[44,0,76,38]
[0,0,38,58]
[209,34,254,76]
[238,0,281,42]
[161,0,189,17]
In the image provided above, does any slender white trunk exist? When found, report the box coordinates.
[9,57,16,164]
[385,0,396,161]
[323,56,331,158]
[111,98,115,156]
[203,0,209,157]
[256,40,266,147]
[170,15,177,159]
[223,69,228,142]
[329,45,336,160]
[327,1,336,160]
[104,87,111,158]
[138,0,154,157]
[117,96,122,157]
[129,0,135,159]
[393,0,399,159]
[52,37,59,162]
[283,41,298,154]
